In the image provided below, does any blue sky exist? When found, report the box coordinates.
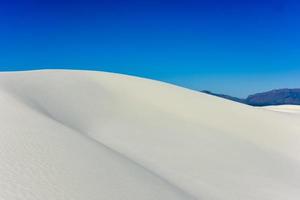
[0,0,299,97]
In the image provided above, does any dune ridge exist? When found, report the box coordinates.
[0,70,300,200]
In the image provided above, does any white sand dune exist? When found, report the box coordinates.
[264,105,300,115]
[0,70,300,200]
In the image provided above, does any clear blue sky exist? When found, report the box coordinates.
[1,0,299,97]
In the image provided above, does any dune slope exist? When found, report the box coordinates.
[0,70,300,200]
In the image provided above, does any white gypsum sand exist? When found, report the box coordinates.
[0,70,299,200]
[263,105,300,115]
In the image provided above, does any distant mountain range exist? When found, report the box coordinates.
[202,88,300,106]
